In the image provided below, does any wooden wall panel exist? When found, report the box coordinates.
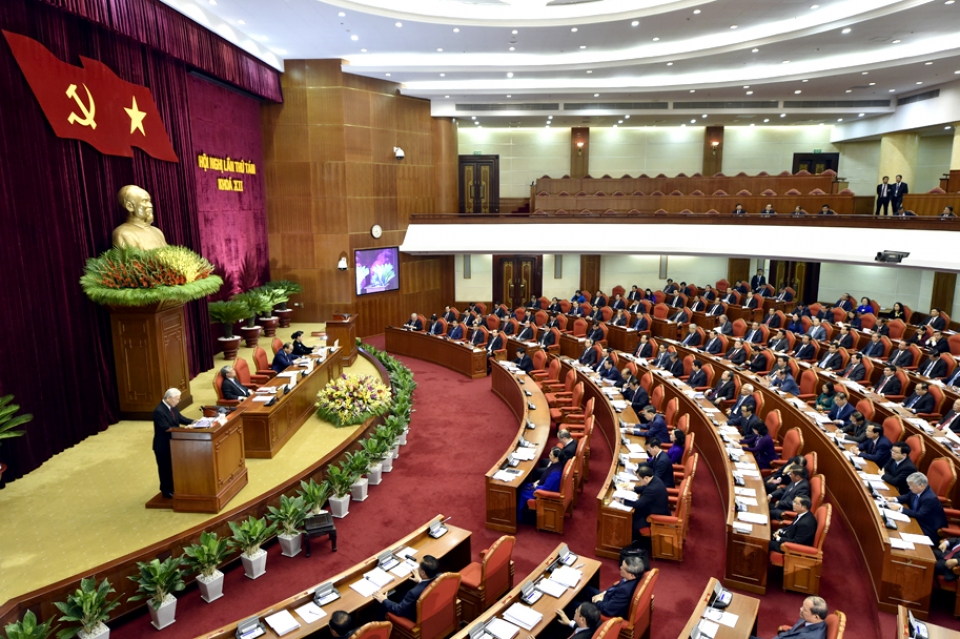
[580,255,601,293]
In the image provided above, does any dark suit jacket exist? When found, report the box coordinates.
[772,478,811,511]
[862,341,885,358]
[940,411,960,433]
[578,347,597,366]
[595,578,639,618]
[502,322,516,336]
[882,458,918,495]
[632,316,649,331]
[725,347,746,365]
[517,326,535,341]
[717,321,733,335]
[707,304,724,316]
[874,375,902,396]
[828,402,855,426]
[688,369,707,388]
[515,355,534,374]
[859,435,893,467]
[743,297,759,309]
[751,275,766,290]
[405,319,423,331]
[703,337,723,354]
[667,359,685,377]
[637,416,670,446]
[443,311,456,322]
[842,363,866,382]
[837,333,854,349]
[629,387,650,412]
[635,343,653,359]
[293,341,313,356]
[927,338,951,355]
[769,338,789,352]
[775,620,826,639]
[681,331,702,347]
[559,439,578,463]
[773,375,801,395]
[449,326,464,340]
[794,343,815,360]
[272,349,295,373]
[612,299,625,310]
[689,300,704,312]
[599,365,623,384]
[897,486,947,542]
[613,316,627,326]
[152,401,193,451]
[925,315,946,331]
[709,379,736,402]
[595,296,608,308]
[382,577,435,621]
[428,321,444,335]
[765,315,782,329]
[817,352,842,370]
[744,329,763,344]
[221,377,251,401]
[588,327,605,342]
[669,310,687,323]
[779,510,817,546]
[888,349,914,367]
[919,358,948,379]
[632,476,671,528]
[903,393,935,414]
[486,335,504,354]
[539,330,556,348]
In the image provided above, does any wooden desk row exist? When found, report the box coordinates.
[385,327,488,379]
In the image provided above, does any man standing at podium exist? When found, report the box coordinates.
[153,388,193,498]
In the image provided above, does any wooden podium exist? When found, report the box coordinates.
[326,313,358,366]
[109,301,192,419]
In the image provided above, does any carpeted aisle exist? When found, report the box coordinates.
[108,335,960,639]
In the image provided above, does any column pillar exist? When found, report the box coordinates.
[877,132,920,190]
[947,124,960,192]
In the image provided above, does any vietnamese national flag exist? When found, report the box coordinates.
[3,30,179,162]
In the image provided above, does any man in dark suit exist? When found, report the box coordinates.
[570,301,584,317]
[924,308,946,330]
[688,295,705,313]
[634,335,653,359]
[919,351,948,379]
[833,294,852,312]
[706,300,724,316]
[668,307,687,323]
[404,313,423,331]
[373,555,440,620]
[881,442,917,495]
[836,326,855,350]
[771,368,801,395]
[770,496,817,552]
[734,280,749,295]
[514,348,534,374]
[717,315,734,335]
[887,472,947,542]
[665,351,685,378]
[937,399,960,432]
[485,329,504,356]
[647,440,676,486]
[611,310,628,327]
[427,314,444,335]
[862,333,885,358]
[652,348,672,369]
[572,556,645,619]
[807,317,827,342]
[768,330,790,352]
[469,325,486,347]
[595,347,615,373]
[876,175,892,215]
[703,330,723,354]
[611,294,625,310]
[751,269,766,292]
[793,335,816,361]
[153,388,194,498]
[516,319,535,341]
[769,467,811,520]
[272,342,295,373]
[828,392,855,428]
[594,291,608,308]
[630,313,649,331]
[891,174,908,212]
[663,279,679,295]
[442,306,456,323]
[538,325,556,349]
[722,289,739,305]
[736,404,764,440]
[887,341,914,368]
[764,308,782,329]
[946,366,960,389]
[726,384,756,427]
[742,291,760,309]
[626,407,670,444]
[923,330,950,355]
[623,378,650,412]
[555,603,601,639]
[220,366,251,401]
[599,359,623,384]
[329,611,355,639]
[724,338,747,365]
[587,321,605,343]
[623,464,671,541]
[744,321,764,344]
[627,286,642,301]
[766,597,830,639]
[840,411,871,444]
[902,382,936,414]
[688,360,708,388]
[858,423,893,467]
[448,320,464,341]
[873,365,902,396]
[841,352,866,381]
[816,343,843,371]
[707,370,736,404]
[578,338,597,367]
[775,287,795,303]
[935,538,960,583]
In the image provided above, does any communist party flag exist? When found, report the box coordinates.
[3,30,179,162]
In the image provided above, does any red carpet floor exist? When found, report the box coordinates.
[110,335,960,638]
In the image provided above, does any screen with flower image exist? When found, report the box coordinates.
[355,247,400,296]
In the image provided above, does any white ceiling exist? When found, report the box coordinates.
[160,0,960,126]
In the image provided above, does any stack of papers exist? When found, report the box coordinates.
[390,560,418,578]
[365,568,395,587]
[264,611,301,637]
[253,396,274,403]
[703,608,740,628]
[627,443,645,454]
[880,508,910,523]
[486,618,520,639]
[613,489,638,502]
[607,500,633,512]
[739,468,761,477]
[889,537,916,550]
[734,487,757,497]
[535,578,568,597]
[551,566,583,588]
[350,579,380,597]
[294,603,327,624]
[736,512,768,525]
[493,470,520,482]
[503,603,543,630]
[695,620,720,638]
[732,522,753,534]
[512,448,537,461]
[900,533,934,546]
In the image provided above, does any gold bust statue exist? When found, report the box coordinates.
[111,185,168,250]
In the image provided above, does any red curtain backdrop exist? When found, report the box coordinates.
[188,74,269,299]
[0,0,276,482]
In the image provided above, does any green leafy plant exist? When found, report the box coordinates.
[326,465,358,499]
[80,246,222,307]
[54,577,121,639]
[297,478,332,515]
[251,286,289,312]
[267,495,309,536]
[3,611,56,639]
[343,450,371,477]
[262,280,303,310]
[0,395,33,449]
[231,292,273,327]
[127,557,186,609]
[207,301,249,339]
[359,436,391,462]
[227,516,277,557]
[181,532,232,579]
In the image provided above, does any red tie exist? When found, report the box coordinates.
[877,378,888,393]
[946,544,960,561]
[940,413,958,431]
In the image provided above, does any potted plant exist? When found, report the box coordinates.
[359,437,391,486]
[249,287,285,337]
[371,426,396,473]
[182,532,232,603]
[3,610,56,639]
[343,451,371,501]
[0,394,33,483]
[326,465,357,518]
[297,478,332,516]
[231,292,269,347]
[227,516,277,580]
[267,495,309,557]
[54,577,120,639]
[207,301,247,360]
[127,557,186,630]
[263,280,302,327]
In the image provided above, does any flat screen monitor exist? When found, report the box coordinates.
[355,247,400,296]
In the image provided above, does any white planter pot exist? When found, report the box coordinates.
[148,594,177,630]
[78,622,110,639]
[278,532,303,558]
[197,570,224,603]
[391,445,399,459]
[397,430,408,446]
[381,456,394,472]
[368,463,383,485]
[329,494,351,518]
[241,548,267,580]
[350,477,369,501]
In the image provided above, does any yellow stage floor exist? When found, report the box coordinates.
[0,323,374,605]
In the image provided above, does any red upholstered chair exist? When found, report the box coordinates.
[768,503,832,594]
[776,611,846,639]
[485,314,500,331]
[904,434,925,466]
[732,318,747,337]
[676,413,691,436]
[695,365,714,391]
[549,382,584,424]
[449,308,461,321]
[769,428,803,472]
[582,303,594,318]
[271,337,283,355]
[533,357,560,387]
[352,621,393,639]
[531,457,576,533]
[213,374,240,407]
[560,300,571,314]
[650,385,664,412]
[646,478,690,560]
[664,397,679,428]
[556,315,568,332]
[716,279,729,293]
[534,310,548,327]
[591,617,624,639]
[545,369,577,404]
[386,573,462,639]
[476,302,488,315]
[639,372,653,394]
[564,397,595,429]
[569,318,588,337]
[234,357,270,386]
[458,535,515,621]
[582,291,593,303]
[918,384,945,421]
[928,457,958,507]
[652,303,669,320]
[856,398,875,423]
[253,347,277,379]
[772,474,825,530]
[610,568,658,639]
[673,445,696,485]
[888,319,907,340]
[513,308,526,322]
[764,408,780,442]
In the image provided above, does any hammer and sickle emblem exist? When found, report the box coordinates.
[66,83,96,129]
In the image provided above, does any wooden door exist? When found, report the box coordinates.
[459,155,500,213]
[770,260,821,304]
[493,255,542,309]
[792,153,839,175]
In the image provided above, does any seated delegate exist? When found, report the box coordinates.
[373,556,440,620]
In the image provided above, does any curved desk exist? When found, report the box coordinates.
[385,326,487,379]
[671,341,936,614]
[485,361,552,533]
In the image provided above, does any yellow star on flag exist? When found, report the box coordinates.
[124,96,147,136]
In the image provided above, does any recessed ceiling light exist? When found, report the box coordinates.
[338,11,345,17]
[782,60,790,64]
[730,25,738,29]
[947,1,956,4]
[750,123,755,127]
[841,28,851,34]
[666,62,673,66]
[385,73,391,76]
[631,20,639,27]
[548,116,553,119]
[395,22,402,27]
[892,39,901,43]
[681,123,686,127]
[916,81,923,84]
[794,90,802,94]
[506,94,511,97]
[511,29,518,34]
[845,89,852,93]
[690,89,696,93]
[751,48,759,53]
[624,115,630,119]
[571,27,578,32]
[586,70,592,73]
[859,113,865,117]
[237,20,245,24]
[652,37,660,41]
[471,116,476,119]
[801,79,809,83]
[618,120,623,123]
[868,82,876,86]
[439,73,445,77]
[350,34,358,41]
[506,72,513,78]
[580,45,587,49]
[925,61,934,65]
[889,88,896,92]
[453,28,460,33]
[743,85,750,89]
[437,48,443,52]
[613,124,618,128]
[862,71,869,75]
[837,118,843,122]
[745,90,753,95]
[594,93,600,97]
[690,119,696,123]
[780,113,786,117]
[444,95,449,98]
[702,114,707,118]
[360,48,367,52]
[509,46,515,51]
[763,118,770,122]
[956,70,960,74]
[810,4,819,8]
[693,9,701,14]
